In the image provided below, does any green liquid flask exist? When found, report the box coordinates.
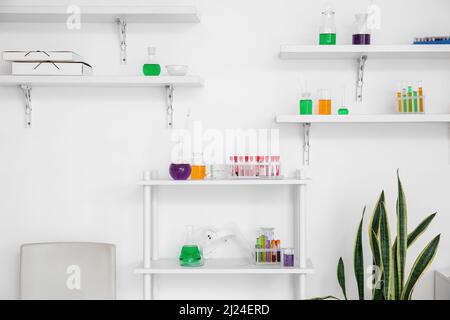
[142,47,161,76]
[319,7,337,45]
[300,92,313,115]
[179,225,203,267]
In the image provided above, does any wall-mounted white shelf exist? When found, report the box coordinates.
[135,258,315,275]
[279,45,450,60]
[0,75,204,128]
[139,178,309,186]
[276,114,450,167]
[0,5,201,23]
[138,170,311,300]
[0,75,204,87]
[276,114,450,124]
[0,5,201,64]
[279,45,450,102]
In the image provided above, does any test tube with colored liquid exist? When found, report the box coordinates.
[413,90,419,113]
[397,91,402,113]
[418,81,424,113]
[402,85,408,113]
[407,83,413,113]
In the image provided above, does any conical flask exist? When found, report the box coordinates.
[179,225,203,267]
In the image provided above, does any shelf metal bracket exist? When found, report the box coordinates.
[20,85,32,128]
[303,123,311,166]
[166,85,174,128]
[117,18,127,64]
[356,55,368,102]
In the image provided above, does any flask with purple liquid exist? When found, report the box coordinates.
[352,13,371,45]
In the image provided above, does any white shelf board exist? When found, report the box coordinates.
[276,114,450,124]
[135,258,315,275]
[0,75,204,87]
[139,178,310,186]
[0,5,200,23]
[279,45,450,60]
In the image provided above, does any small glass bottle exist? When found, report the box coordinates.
[282,248,295,267]
[191,153,206,180]
[352,14,371,45]
[318,89,332,115]
[142,46,161,76]
[319,7,337,45]
[300,91,313,115]
[179,225,203,267]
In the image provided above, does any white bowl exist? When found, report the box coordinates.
[166,65,188,76]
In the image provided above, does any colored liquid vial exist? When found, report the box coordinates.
[397,92,402,113]
[142,47,161,76]
[320,7,336,45]
[300,99,313,114]
[191,165,206,180]
[191,153,206,180]
[413,91,419,113]
[352,14,371,45]
[319,100,332,114]
[169,163,191,180]
[283,248,295,267]
[352,34,371,45]
[320,33,336,45]
[338,108,349,115]
[179,226,203,267]
[418,82,424,113]
[179,245,202,267]
[407,84,413,112]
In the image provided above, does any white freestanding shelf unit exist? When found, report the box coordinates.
[136,173,313,300]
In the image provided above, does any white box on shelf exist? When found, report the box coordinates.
[2,50,84,62]
[11,62,93,76]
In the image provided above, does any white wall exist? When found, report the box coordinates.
[0,0,449,300]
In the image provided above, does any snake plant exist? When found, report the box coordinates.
[317,172,440,300]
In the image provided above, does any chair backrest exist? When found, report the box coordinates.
[20,242,116,300]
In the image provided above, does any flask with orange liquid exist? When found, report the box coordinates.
[318,89,332,115]
[191,153,206,180]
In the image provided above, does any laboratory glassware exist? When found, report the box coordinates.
[318,89,332,115]
[300,92,313,115]
[179,225,203,267]
[352,14,371,45]
[191,153,206,180]
[320,7,337,45]
[283,248,295,267]
[142,46,161,76]
[169,163,191,180]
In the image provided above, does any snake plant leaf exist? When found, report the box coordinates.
[391,212,436,300]
[371,230,384,299]
[396,171,407,295]
[408,213,437,247]
[379,201,392,299]
[369,191,385,245]
[392,240,400,299]
[354,209,365,300]
[401,234,441,300]
[337,257,347,300]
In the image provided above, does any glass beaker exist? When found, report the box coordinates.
[191,153,206,180]
[179,225,203,267]
[282,248,295,267]
[318,89,332,115]
[319,7,336,45]
[352,14,371,45]
[300,92,313,115]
